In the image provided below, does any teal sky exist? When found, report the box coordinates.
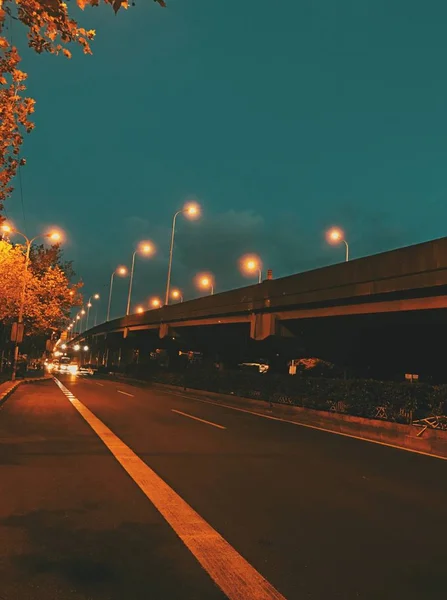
[5,1,447,319]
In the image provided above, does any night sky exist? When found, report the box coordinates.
[4,1,447,320]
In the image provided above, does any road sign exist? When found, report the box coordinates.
[11,322,24,343]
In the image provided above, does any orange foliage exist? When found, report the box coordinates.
[0,0,165,207]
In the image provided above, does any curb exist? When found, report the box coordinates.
[0,375,51,408]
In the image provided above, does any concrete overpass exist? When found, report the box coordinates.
[71,236,447,346]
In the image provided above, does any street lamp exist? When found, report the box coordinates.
[165,201,200,305]
[126,241,155,316]
[197,273,214,295]
[171,289,183,302]
[135,305,145,314]
[86,293,100,331]
[240,254,262,283]
[326,227,349,262]
[79,308,86,333]
[150,297,162,309]
[0,223,63,380]
[107,265,128,321]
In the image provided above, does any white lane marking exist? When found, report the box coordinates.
[117,389,134,397]
[166,391,447,462]
[172,409,226,430]
[94,382,104,387]
[52,377,285,600]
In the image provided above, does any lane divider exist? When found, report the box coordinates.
[171,408,226,430]
[52,377,285,600]
[117,389,134,397]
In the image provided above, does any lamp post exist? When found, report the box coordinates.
[165,202,200,305]
[1,223,62,381]
[171,289,183,302]
[86,293,100,331]
[79,308,86,333]
[326,227,349,262]
[150,297,162,309]
[240,254,262,283]
[126,242,155,316]
[107,266,128,322]
[197,274,214,296]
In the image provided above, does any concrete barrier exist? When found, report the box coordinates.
[154,383,447,460]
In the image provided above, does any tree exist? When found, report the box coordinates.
[0,238,82,335]
[30,242,75,279]
[0,0,166,208]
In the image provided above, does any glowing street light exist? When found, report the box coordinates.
[240,254,262,284]
[165,201,200,305]
[107,265,128,321]
[150,297,162,309]
[126,241,156,316]
[135,305,145,314]
[86,293,100,331]
[197,273,214,295]
[171,289,183,302]
[73,344,80,351]
[1,223,64,380]
[326,227,349,262]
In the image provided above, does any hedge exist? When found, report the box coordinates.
[129,366,447,424]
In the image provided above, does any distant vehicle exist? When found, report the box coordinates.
[59,356,79,375]
[78,365,94,376]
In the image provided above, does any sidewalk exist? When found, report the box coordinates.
[0,374,50,407]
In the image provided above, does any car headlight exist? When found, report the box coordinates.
[68,365,78,374]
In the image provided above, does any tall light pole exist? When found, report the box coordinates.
[86,293,100,331]
[197,274,214,296]
[326,227,349,262]
[107,266,128,321]
[165,202,200,305]
[126,241,155,316]
[150,297,162,309]
[79,308,86,333]
[1,223,62,381]
[240,254,263,283]
[171,289,183,302]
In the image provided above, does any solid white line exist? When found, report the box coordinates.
[117,389,134,397]
[171,409,226,430]
[52,377,284,600]
[166,391,447,462]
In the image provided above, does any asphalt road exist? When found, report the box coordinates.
[1,375,446,600]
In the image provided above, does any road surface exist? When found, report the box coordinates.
[0,375,446,599]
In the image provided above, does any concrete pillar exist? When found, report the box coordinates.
[159,323,170,339]
[250,313,277,341]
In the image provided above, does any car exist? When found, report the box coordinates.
[78,365,94,376]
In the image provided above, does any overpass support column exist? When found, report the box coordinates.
[250,313,277,341]
[159,323,170,339]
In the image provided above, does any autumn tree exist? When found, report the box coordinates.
[0,0,166,210]
[0,238,82,335]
